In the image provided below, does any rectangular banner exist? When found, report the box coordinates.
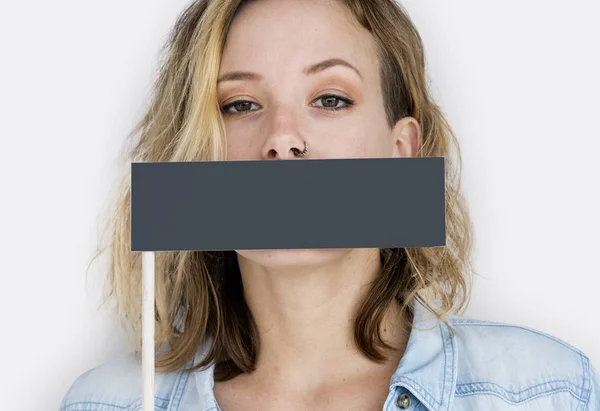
[131,157,446,251]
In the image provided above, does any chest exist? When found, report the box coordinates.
[213,376,394,411]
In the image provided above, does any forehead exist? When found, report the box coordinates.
[219,0,379,78]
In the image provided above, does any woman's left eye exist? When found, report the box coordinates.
[312,94,355,111]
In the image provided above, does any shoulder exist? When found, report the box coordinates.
[59,351,187,411]
[447,315,598,408]
[449,315,589,367]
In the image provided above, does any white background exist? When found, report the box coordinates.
[0,1,598,409]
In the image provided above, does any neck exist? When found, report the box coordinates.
[235,248,411,391]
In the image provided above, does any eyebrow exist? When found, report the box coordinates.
[217,58,363,84]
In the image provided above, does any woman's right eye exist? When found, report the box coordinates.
[221,100,260,115]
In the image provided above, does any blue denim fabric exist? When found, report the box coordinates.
[59,298,600,410]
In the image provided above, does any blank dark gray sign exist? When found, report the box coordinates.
[130,157,446,251]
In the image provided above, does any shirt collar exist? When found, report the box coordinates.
[192,297,458,411]
[390,297,458,411]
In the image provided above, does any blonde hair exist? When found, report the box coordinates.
[90,0,475,380]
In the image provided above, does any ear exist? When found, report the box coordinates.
[391,117,422,158]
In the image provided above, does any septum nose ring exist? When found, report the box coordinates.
[292,141,309,157]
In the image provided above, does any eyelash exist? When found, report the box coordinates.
[220,94,355,116]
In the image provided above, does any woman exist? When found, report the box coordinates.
[60,0,599,410]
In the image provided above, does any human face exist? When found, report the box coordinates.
[217,0,420,269]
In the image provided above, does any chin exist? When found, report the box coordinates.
[235,248,353,270]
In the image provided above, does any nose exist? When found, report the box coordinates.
[260,105,308,160]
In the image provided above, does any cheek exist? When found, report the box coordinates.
[317,105,393,158]
[339,127,392,158]
[224,122,258,160]
[324,115,392,158]
[225,140,247,160]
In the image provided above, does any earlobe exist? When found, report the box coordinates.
[392,117,421,158]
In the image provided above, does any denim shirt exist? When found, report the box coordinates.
[59,297,600,410]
